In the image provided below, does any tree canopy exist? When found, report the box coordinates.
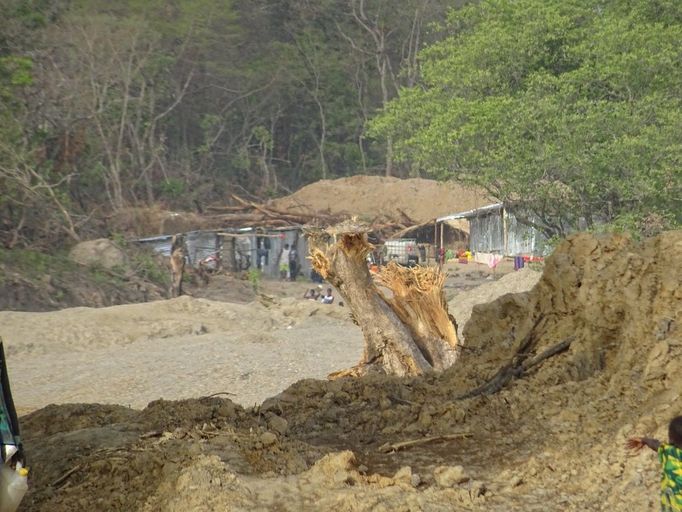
[1,0,680,247]
[370,0,682,236]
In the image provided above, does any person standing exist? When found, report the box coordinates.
[279,243,290,280]
[288,244,299,281]
[169,234,186,298]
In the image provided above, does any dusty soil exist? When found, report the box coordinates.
[103,176,492,239]
[268,176,493,224]
[0,294,363,414]
[5,231,682,511]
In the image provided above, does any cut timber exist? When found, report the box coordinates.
[308,221,459,377]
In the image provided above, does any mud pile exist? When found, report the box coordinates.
[18,232,682,511]
[448,267,542,340]
[268,176,492,224]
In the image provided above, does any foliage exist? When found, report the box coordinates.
[131,250,169,287]
[3,0,678,246]
[0,0,455,247]
[247,268,261,292]
[370,0,682,236]
[0,247,77,279]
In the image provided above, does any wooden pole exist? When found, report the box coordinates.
[502,207,508,256]
[434,221,438,264]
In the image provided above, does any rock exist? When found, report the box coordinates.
[393,466,413,484]
[260,432,278,447]
[216,401,238,419]
[69,239,127,269]
[267,415,289,435]
[433,465,470,487]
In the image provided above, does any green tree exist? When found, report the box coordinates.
[370,0,682,236]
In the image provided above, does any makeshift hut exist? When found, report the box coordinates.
[436,203,547,259]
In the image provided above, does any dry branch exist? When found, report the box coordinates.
[455,317,574,400]
[203,194,424,241]
[377,433,472,453]
[51,464,82,488]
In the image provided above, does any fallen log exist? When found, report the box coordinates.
[231,194,340,223]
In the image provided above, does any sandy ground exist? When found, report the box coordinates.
[11,231,682,512]
[0,263,529,415]
[0,295,364,414]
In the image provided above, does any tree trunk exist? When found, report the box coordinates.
[222,236,238,273]
[169,235,186,298]
[308,223,458,377]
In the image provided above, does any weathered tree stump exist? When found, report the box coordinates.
[169,234,186,298]
[307,222,459,377]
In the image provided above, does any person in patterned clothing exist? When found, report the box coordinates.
[627,415,682,511]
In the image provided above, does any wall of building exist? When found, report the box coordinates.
[134,227,312,280]
[469,212,505,254]
[504,211,546,256]
[464,210,546,256]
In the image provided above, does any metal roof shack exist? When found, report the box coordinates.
[437,203,546,257]
[133,225,312,279]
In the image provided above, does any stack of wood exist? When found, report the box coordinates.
[206,195,419,240]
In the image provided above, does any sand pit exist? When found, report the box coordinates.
[6,231,682,511]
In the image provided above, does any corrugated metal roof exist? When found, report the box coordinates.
[436,203,503,222]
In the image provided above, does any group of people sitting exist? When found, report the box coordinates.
[303,286,335,304]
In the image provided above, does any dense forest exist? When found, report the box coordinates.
[1,0,680,248]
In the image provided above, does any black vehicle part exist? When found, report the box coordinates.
[0,341,23,466]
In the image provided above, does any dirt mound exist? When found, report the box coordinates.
[0,257,166,313]
[17,231,682,511]
[448,267,542,340]
[461,231,681,387]
[268,176,493,224]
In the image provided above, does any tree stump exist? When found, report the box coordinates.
[169,235,186,298]
[307,222,459,377]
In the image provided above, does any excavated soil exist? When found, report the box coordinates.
[9,231,682,511]
[268,176,493,224]
[104,176,491,239]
